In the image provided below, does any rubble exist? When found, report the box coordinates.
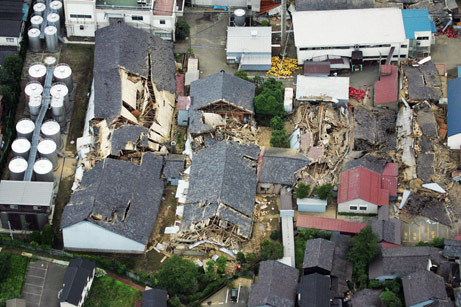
[401,61,443,103]
[403,195,451,226]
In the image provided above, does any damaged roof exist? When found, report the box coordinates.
[248,260,299,307]
[162,154,185,179]
[61,153,164,245]
[110,125,149,156]
[353,107,396,151]
[343,154,388,174]
[295,0,374,11]
[443,239,461,259]
[185,141,259,219]
[93,23,176,122]
[371,218,402,246]
[402,270,447,307]
[303,238,335,273]
[403,62,442,102]
[259,147,309,185]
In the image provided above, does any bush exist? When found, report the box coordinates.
[157,255,201,296]
[270,230,280,240]
[270,116,285,130]
[236,252,246,264]
[260,239,283,260]
[186,47,194,57]
[260,20,270,26]
[94,268,107,278]
[270,129,289,148]
[245,252,257,264]
[314,184,334,200]
[168,296,183,307]
[416,237,445,248]
[175,20,190,40]
[380,289,402,307]
[0,253,9,283]
[216,256,227,274]
[234,70,250,81]
[296,183,310,199]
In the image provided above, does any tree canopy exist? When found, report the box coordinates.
[260,238,283,260]
[380,289,402,307]
[314,184,334,200]
[270,129,289,148]
[254,78,285,123]
[157,255,201,295]
[296,183,310,199]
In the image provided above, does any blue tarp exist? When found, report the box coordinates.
[448,77,461,137]
[401,9,436,39]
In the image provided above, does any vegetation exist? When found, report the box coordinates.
[0,253,29,303]
[314,184,334,200]
[254,78,285,124]
[270,116,285,130]
[380,289,403,307]
[216,256,227,274]
[234,70,251,81]
[175,20,190,40]
[157,255,201,296]
[295,229,331,269]
[270,230,280,241]
[416,237,445,248]
[260,238,283,260]
[270,129,290,148]
[296,183,311,199]
[347,226,379,290]
[168,296,183,307]
[186,47,195,57]
[260,20,270,26]
[236,252,246,264]
[84,276,142,307]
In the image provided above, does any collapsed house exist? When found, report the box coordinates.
[61,153,164,253]
[401,60,443,104]
[257,147,309,194]
[88,23,176,156]
[179,141,260,243]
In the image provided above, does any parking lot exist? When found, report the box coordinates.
[400,214,461,244]
[22,260,67,307]
[202,278,251,306]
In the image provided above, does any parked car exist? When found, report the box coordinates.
[230,288,238,302]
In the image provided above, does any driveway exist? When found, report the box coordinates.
[202,278,252,306]
[22,260,67,307]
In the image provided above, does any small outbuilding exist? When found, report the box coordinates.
[176,96,190,127]
[401,9,436,58]
[374,64,399,110]
[59,258,96,307]
[297,198,327,213]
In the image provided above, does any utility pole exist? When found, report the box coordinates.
[281,0,286,55]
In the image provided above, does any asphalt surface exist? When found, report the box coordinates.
[22,260,67,307]
[202,278,251,306]
[400,214,461,244]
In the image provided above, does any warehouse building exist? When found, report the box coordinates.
[292,8,408,64]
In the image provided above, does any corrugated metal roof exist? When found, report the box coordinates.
[296,215,366,234]
[0,180,53,206]
[375,65,398,105]
[401,9,435,40]
[226,27,272,54]
[448,77,461,137]
[382,162,398,176]
[177,96,190,110]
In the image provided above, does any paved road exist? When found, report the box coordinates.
[22,260,67,307]
[202,278,251,306]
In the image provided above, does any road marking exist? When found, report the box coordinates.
[225,289,229,304]
[24,283,42,288]
[237,284,241,303]
[27,274,45,279]
[418,227,421,241]
[22,291,41,296]
[437,223,439,237]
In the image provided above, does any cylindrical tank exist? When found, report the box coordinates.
[28,63,47,84]
[44,26,58,53]
[44,56,57,67]
[16,118,36,140]
[28,28,41,52]
[50,1,63,18]
[53,64,73,92]
[33,2,46,16]
[11,138,31,159]
[50,83,69,109]
[51,95,65,118]
[33,158,54,182]
[37,139,58,169]
[28,95,42,117]
[8,157,28,181]
[234,9,246,27]
[41,120,61,148]
[46,13,60,33]
[30,15,43,29]
[24,81,43,102]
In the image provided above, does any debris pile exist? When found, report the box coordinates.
[438,27,459,38]
[266,56,301,77]
[349,86,366,102]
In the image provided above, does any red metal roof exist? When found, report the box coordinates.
[375,65,398,105]
[176,73,185,97]
[380,64,392,76]
[381,242,401,248]
[453,233,461,241]
[338,167,389,206]
[382,163,398,176]
[381,163,398,197]
[296,215,366,234]
[259,0,281,14]
[177,96,190,110]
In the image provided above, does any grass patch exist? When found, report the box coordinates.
[84,276,142,307]
[0,253,29,303]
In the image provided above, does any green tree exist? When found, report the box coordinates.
[380,289,403,307]
[41,224,54,246]
[167,295,183,307]
[270,230,280,240]
[270,129,289,148]
[216,256,227,274]
[260,239,283,260]
[236,252,246,264]
[254,78,285,123]
[234,70,250,81]
[175,20,190,40]
[270,116,285,130]
[157,255,201,295]
[314,184,334,200]
[296,183,310,199]
[246,252,257,263]
[0,55,23,84]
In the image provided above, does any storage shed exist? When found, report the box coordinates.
[297,197,327,213]
[226,27,272,71]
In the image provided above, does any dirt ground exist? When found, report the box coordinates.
[255,126,272,147]
[431,35,461,79]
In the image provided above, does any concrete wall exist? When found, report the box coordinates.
[448,134,461,150]
[337,199,378,214]
[63,221,146,253]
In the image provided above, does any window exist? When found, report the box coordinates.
[416,37,429,40]
[359,206,367,211]
[132,16,143,21]
[160,19,166,25]
[6,38,14,43]
[33,206,40,211]
[10,205,18,209]
[349,206,357,210]
[80,25,85,30]
[401,44,408,48]
[70,14,92,19]
[155,32,171,39]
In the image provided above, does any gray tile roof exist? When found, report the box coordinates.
[296,0,374,11]
[371,218,401,246]
[443,239,461,259]
[303,238,335,273]
[189,71,255,135]
[248,260,299,307]
[60,259,95,305]
[330,233,353,298]
[343,154,387,174]
[94,23,175,123]
[162,154,185,179]
[259,147,309,185]
[61,153,164,245]
[110,125,149,156]
[298,273,332,307]
[142,288,168,307]
[402,270,447,307]
[351,289,383,307]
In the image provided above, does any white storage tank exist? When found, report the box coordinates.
[11,138,31,159]
[51,95,65,126]
[44,56,57,67]
[50,0,63,18]
[28,28,41,52]
[41,119,61,148]
[30,15,43,29]
[9,157,28,181]
[53,64,73,92]
[16,118,35,140]
[44,26,58,53]
[24,81,43,102]
[234,9,246,27]
[28,95,42,118]
[50,83,69,108]
[37,139,58,169]
[28,63,47,84]
[33,158,54,182]
[33,2,46,16]
[47,13,60,33]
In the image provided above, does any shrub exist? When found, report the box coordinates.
[314,184,334,200]
[94,268,107,278]
[296,183,310,199]
[260,239,283,260]
[260,20,270,26]
[41,224,54,247]
[236,252,246,264]
[234,70,250,81]
[380,289,403,307]
[270,116,285,130]
[157,255,201,296]
[270,230,280,240]
[175,20,190,40]
[186,47,195,57]
[270,129,289,148]
[216,256,227,274]
[168,295,183,307]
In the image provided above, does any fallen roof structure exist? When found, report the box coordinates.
[258,147,309,185]
[402,61,442,103]
[443,239,461,259]
[353,107,396,152]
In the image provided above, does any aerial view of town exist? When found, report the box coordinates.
[1,0,461,306]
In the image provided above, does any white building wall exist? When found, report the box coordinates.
[337,198,378,214]
[448,134,461,150]
[0,36,20,47]
[64,0,97,37]
[414,30,433,47]
[63,221,146,253]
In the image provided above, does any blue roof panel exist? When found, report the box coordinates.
[458,66,461,78]
[448,78,461,137]
[401,9,435,39]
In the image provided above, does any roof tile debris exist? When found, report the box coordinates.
[353,107,396,152]
[302,238,335,273]
[248,260,299,307]
[162,154,185,179]
[443,239,461,259]
[404,194,450,226]
[259,147,309,185]
[402,270,448,307]
[110,125,149,156]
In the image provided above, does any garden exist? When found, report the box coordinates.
[0,252,29,303]
[84,276,142,307]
